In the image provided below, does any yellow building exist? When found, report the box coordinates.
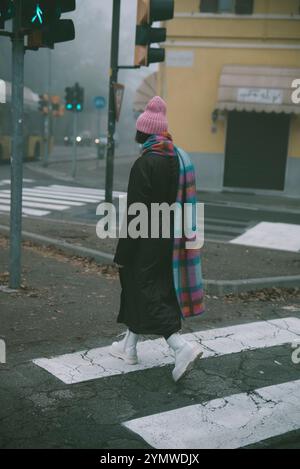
[157,0,300,196]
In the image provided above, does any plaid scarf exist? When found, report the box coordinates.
[142,132,176,157]
[173,147,205,319]
[142,134,205,319]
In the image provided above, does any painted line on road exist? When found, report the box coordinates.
[49,184,126,197]
[32,317,300,384]
[0,205,50,217]
[123,379,300,449]
[30,188,105,202]
[0,197,69,211]
[0,178,34,186]
[0,193,85,207]
[22,189,104,203]
[231,222,300,253]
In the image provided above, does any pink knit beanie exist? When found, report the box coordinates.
[136,96,168,135]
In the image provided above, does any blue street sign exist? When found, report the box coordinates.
[94,96,106,109]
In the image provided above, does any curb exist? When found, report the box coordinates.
[204,277,300,296]
[1,225,299,296]
[0,225,113,265]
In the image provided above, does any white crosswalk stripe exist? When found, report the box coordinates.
[230,221,300,253]
[0,183,126,217]
[123,380,300,449]
[33,317,300,384]
[32,316,300,449]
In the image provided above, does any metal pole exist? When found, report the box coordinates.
[98,108,101,139]
[105,0,121,203]
[72,110,78,178]
[43,49,52,167]
[9,0,24,289]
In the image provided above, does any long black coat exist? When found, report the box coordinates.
[114,151,182,337]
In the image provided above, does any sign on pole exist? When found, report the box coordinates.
[113,83,125,122]
[94,96,106,109]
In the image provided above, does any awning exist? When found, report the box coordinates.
[0,80,39,110]
[217,65,300,114]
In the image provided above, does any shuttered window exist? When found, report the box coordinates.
[235,0,254,14]
[200,0,218,13]
[200,0,254,14]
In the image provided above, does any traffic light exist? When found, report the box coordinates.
[0,0,14,29]
[65,83,84,112]
[65,86,74,111]
[51,95,61,117]
[38,94,49,114]
[73,83,84,112]
[24,1,76,49]
[135,0,174,66]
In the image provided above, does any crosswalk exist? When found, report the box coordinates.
[1,180,299,251]
[33,316,300,449]
[0,182,126,218]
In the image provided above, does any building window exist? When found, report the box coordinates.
[200,0,254,14]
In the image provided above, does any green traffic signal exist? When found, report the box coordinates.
[65,84,84,112]
[23,0,76,49]
[31,4,44,25]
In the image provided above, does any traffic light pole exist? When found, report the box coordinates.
[9,0,24,289]
[105,0,121,204]
[72,110,78,178]
[43,50,52,167]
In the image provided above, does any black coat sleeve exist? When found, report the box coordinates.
[114,156,152,265]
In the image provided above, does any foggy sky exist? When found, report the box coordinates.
[0,0,155,148]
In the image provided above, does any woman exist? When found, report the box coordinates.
[111,96,205,382]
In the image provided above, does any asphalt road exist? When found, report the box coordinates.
[0,239,300,449]
[1,150,300,449]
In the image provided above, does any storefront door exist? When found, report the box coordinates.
[224,111,290,191]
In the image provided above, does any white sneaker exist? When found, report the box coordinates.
[166,333,203,382]
[110,330,139,365]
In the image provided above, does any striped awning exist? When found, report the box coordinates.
[133,72,157,114]
[217,65,300,114]
[0,80,39,110]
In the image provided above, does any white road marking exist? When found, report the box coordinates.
[0,184,125,218]
[0,193,84,206]
[32,187,105,201]
[0,178,34,186]
[123,379,300,449]
[33,317,300,385]
[49,184,126,197]
[0,204,50,217]
[0,197,69,211]
[22,189,104,203]
[230,222,300,253]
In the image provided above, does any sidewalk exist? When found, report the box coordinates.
[0,214,300,295]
